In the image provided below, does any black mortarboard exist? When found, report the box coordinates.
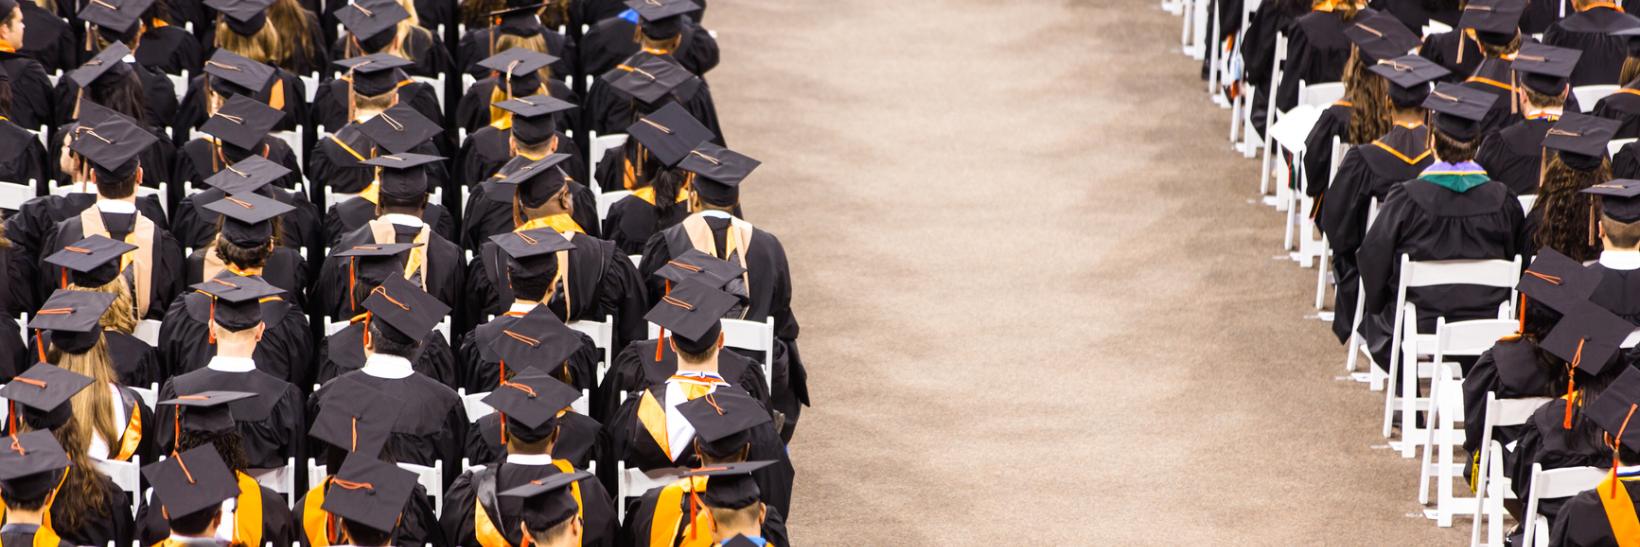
[1370,55,1450,108]
[499,470,590,531]
[1519,248,1604,312]
[1619,26,1640,58]
[203,50,275,98]
[1424,83,1497,141]
[309,381,402,454]
[201,94,282,151]
[1540,301,1634,377]
[491,227,574,280]
[676,389,770,458]
[68,41,133,89]
[337,0,408,49]
[70,115,157,181]
[335,53,414,97]
[203,192,293,248]
[481,370,581,442]
[1513,42,1582,95]
[362,153,442,201]
[29,290,115,354]
[601,52,696,105]
[654,249,746,289]
[204,155,289,195]
[363,274,449,341]
[692,461,772,510]
[626,102,713,167]
[490,154,573,206]
[645,279,734,352]
[0,0,15,18]
[1344,12,1419,63]
[333,241,419,291]
[192,273,282,330]
[1460,0,1525,44]
[1544,113,1618,171]
[205,0,274,35]
[494,94,575,144]
[1586,179,1640,223]
[321,453,418,533]
[491,4,545,38]
[43,234,135,288]
[357,103,440,154]
[78,0,152,35]
[160,390,255,434]
[0,364,93,431]
[628,0,698,40]
[477,47,556,87]
[1588,366,1640,451]
[680,142,760,206]
[0,430,69,503]
[485,304,581,375]
[141,445,238,520]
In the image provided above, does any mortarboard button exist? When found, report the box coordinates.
[1460,0,1526,41]
[484,304,581,375]
[44,235,136,288]
[191,273,284,330]
[1518,248,1604,312]
[363,152,443,202]
[68,41,134,89]
[1513,42,1583,95]
[490,4,546,38]
[680,142,759,206]
[1588,367,1640,452]
[69,115,158,180]
[335,53,415,97]
[159,390,256,435]
[1543,113,1618,171]
[1369,55,1450,108]
[203,49,276,98]
[1423,83,1498,141]
[1540,301,1634,378]
[600,52,697,105]
[336,0,408,45]
[77,0,153,34]
[1343,12,1420,63]
[477,47,557,81]
[203,192,295,248]
[0,430,70,503]
[28,289,117,342]
[644,278,736,342]
[481,370,581,441]
[0,364,94,431]
[203,156,290,195]
[310,381,403,455]
[495,94,575,144]
[487,154,573,205]
[653,248,747,289]
[205,0,275,35]
[626,102,714,167]
[626,0,700,40]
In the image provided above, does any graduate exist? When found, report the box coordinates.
[329,152,465,313]
[639,143,807,441]
[455,234,600,394]
[153,273,304,469]
[0,0,57,131]
[330,0,453,78]
[0,430,76,546]
[0,219,31,382]
[1455,0,1532,139]
[578,0,718,78]
[456,2,577,82]
[52,34,177,132]
[137,393,296,546]
[460,383,604,469]
[1298,11,1419,197]
[180,166,311,304]
[460,143,597,250]
[40,234,161,386]
[1544,0,1640,86]
[1274,0,1371,114]
[308,274,465,471]
[171,95,318,252]
[1316,55,1444,344]
[1550,366,1640,545]
[454,46,576,135]
[203,0,327,77]
[307,91,447,222]
[39,114,184,320]
[319,104,457,246]
[175,49,305,139]
[0,65,48,189]
[1473,43,1580,196]
[1417,0,1502,81]
[440,372,618,547]
[494,471,593,547]
[124,0,203,76]
[1528,113,1619,261]
[455,92,585,191]
[1581,179,1640,323]
[19,0,74,73]
[309,52,444,141]
[1241,0,1313,137]
[294,385,443,545]
[597,102,711,248]
[295,452,431,547]
[313,247,458,387]
[694,463,787,547]
[584,50,722,144]
[46,98,175,198]
[1356,83,1531,372]
[138,445,250,547]
[156,271,313,387]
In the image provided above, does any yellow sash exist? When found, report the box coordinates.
[489,84,551,130]
[79,207,157,317]
[473,459,586,547]
[516,213,584,234]
[328,135,381,205]
[235,471,264,547]
[301,479,334,547]
[680,214,753,319]
[650,477,711,547]
[367,218,430,287]
[113,398,142,462]
[634,187,689,206]
[1600,475,1640,547]
[637,390,669,458]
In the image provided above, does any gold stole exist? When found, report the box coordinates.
[1599,475,1640,547]
[329,135,381,204]
[367,219,431,287]
[633,187,689,206]
[235,471,265,547]
[473,460,586,547]
[637,390,670,457]
[651,477,712,547]
[113,395,141,462]
[680,214,753,317]
[0,465,71,546]
[78,206,156,316]
[488,84,551,130]
[514,212,585,235]
[301,479,335,547]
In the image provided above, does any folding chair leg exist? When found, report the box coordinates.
[1314,240,1330,310]
[1398,358,1421,458]
[1436,424,1458,527]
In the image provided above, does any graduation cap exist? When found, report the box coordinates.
[142,445,239,521]
[1519,248,1604,313]
[601,52,696,105]
[192,273,283,331]
[490,227,574,285]
[334,243,420,299]
[44,234,135,288]
[362,274,449,341]
[485,304,582,377]
[627,102,713,168]
[201,94,283,151]
[481,370,581,442]
[1588,366,1640,452]
[1544,113,1618,171]
[628,0,700,40]
[0,364,93,431]
[684,460,773,510]
[204,155,289,195]
[1513,42,1582,96]
[1369,55,1451,108]
[676,388,770,458]
[205,0,274,35]
[1344,12,1419,63]
[477,47,556,93]
[69,115,157,182]
[1618,26,1640,58]
[490,4,545,38]
[499,469,591,531]
[321,453,419,533]
[68,41,133,89]
[0,430,70,504]
[646,279,736,353]
[309,381,403,455]
[337,0,409,50]
[361,153,442,202]
[78,0,153,35]
[654,248,746,289]
[335,53,414,97]
[680,143,760,206]
[1459,0,1525,45]
[488,153,574,206]
[1585,179,1640,223]
[204,192,293,248]
[494,94,575,144]
[159,390,255,435]
[29,289,116,354]
[203,49,275,98]
[1540,300,1633,381]
[358,103,440,155]
[1423,83,1497,141]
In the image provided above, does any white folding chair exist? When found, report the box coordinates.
[133,319,162,346]
[0,180,34,211]
[130,382,158,411]
[1314,138,1348,313]
[1422,20,1454,38]
[397,461,443,514]
[166,70,189,102]
[93,456,141,517]
[597,190,632,221]
[616,463,681,522]
[324,318,349,336]
[1415,319,1516,525]
[247,458,298,509]
[135,183,167,214]
[1254,31,1286,169]
[1471,394,1554,547]
[721,318,777,392]
[306,457,327,490]
[412,74,446,108]
[301,74,319,103]
[1609,137,1636,158]
[1225,0,1259,150]
[567,315,614,386]
[460,388,495,420]
[1520,464,1619,547]
[1518,194,1538,214]
[272,129,302,169]
[435,316,451,342]
[589,132,628,189]
[1572,84,1619,113]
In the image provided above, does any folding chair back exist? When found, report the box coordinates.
[130,383,158,411]
[94,456,141,517]
[567,316,615,385]
[589,133,629,187]
[1521,464,1614,547]
[0,180,34,212]
[133,319,162,346]
[1518,194,1537,214]
[1609,137,1636,158]
[397,461,444,514]
[617,462,682,521]
[460,388,495,421]
[1299,81,1345,108]
[247,458,298,509]
[1417,319,1516,524]
[307,457,326,490]
[721,318,777,391]
[1471,394,1555,547]
[1572,84,1619,112]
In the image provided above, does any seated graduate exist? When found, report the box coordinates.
[53,33,176,133]
[202,0,327,77]
[639,144,806,441]
[40,235,161,386]
[138,446,262,547]
[330,0,453,79]
[584,50,722,145]
[457,92,586,191]
[0,0,57,131]
[0,362,136,543]
[0,430,78,546]
[320,105,457,246]
[1357,83,1530,372]
[1418,0,1515,81]
[454,46,576,135]
[156,271,313,387]
[307,89,448,217]
[460,375,604,469]
[1274,0,1369,115]
[295,452,436,547]
[40,115,184,320]
[1457,1,1533,140]
[171,96,319,253]
[614,390,793,542]
[0,66,48,189]
[311,52,444,143]
[441,374,617,547]
[47,98,175,199]
[1474,43,1580,196]
[1525,113,1620,261]
[1591,28,1640,138]
[1543,0,1640,86]
[460,138,596,250]
[0,219,31,382]
[1298,10,1419,195]
[1551,366,1640,546]
[456,2,577,83]
[496,471,597,547]
[18,0,73,74]
[1316,55,1444,344]
[599,274,768,419]
[329,153,464,313]
[154,273,304,468]
[308,274,465,471]
[314,248,457,387]
[579,0,718,78]
[296,384,441,545]
[137,395,296,546]
[599,103,715,253]
[455,236,600,395]
[180,165,312,303]
[176,49,305,139]
[691,464,790,547]
[123,0,203,77]
[173,91,304,194]
[1584,180,1640,323]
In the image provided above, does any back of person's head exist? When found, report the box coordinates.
[89,71,150,127]
[1343,47,1390,145]
[1603,215,1640,249]
[342,519,394,546]
[168,506,221,536]
[70,278,136,335]
[0,470,60,511]
[1536,151,1609,262]
[528,515,580,546]
[177,428,252,473]
[1431,128,1478,163]
[216,19,281,65]
[377,186,427,216]
[708,503,765,536]
[1522,85,1567,111]
[367,315,420,358]
[214,222,278,269]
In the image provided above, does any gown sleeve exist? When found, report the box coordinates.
[599,243,649,351]
[1316,149,1373,257]
[439,468,480,547]
[1302,109,1344,195]
[1358,184,1412,315]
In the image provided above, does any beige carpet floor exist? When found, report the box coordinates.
[707,0,1472,544]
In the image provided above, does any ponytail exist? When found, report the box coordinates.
[652,168,685,218]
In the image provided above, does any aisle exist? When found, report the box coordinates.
[705,0,1468,543]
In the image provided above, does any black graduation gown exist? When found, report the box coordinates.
[292,479,443,546]
[603,192,688,255]
[583,74,722,146]
[464,232,646,348]
[39,210,186,320]
[327,27,454,80]
[1615,140,1640,178]
[103,330,161,387]
[1550,479,1640,546]
[1276,9,1372,113]
[1301,102,1351,196]
[157,366,305,469]
[172,136,305,192]
[578,16,719,77]
[440,460,618,547]
[157,289,315,386]
[321,197,457,248]
[0,119,50,187]
[599,339,770,422]
[50,64,179,130]
[171,184,321,255]
[175,70,307,138]
[1356,177,1530,369]
[458,180,599,248]
[1242,0,1307,137]
[621,489,789,547]
[0,524,71,547]
[454,312,600,394]
[455,125,587,188]
[1418,30,1482,83]
[316,321,457,388]
[1520,0,1563,34]
[45,120,176,190]
[1371,0,1460,31]
[307,77,445,136]
[1317,124,1434,343]
[1462,56,1525,139]
[1474,116,1558,196]
[1544,7,1640,86]
[308,370,465,473]
[0,246,28,382]
[1509,401,1610,525]
[1590,261,1640,323]
[461,411,605,470]
[47,474,134,546]
[1459,338,1559,467]
[0,50,56,130]
[2,193,167,312]
[455,25,577,80]
[307,123,449,197]
[134,480,296,547]
[19,2,76,74]
[324,221,465,314]
[184,246,308,310]
[453,76,577,135]
[1592,84,1640,139]
[131,25,203,76]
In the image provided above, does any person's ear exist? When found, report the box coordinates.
[254,322,266,342]
[134,166,143,187]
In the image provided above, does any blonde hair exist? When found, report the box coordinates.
[48,341,121,460]
[215,19,282,65]
[70,279,136,334]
